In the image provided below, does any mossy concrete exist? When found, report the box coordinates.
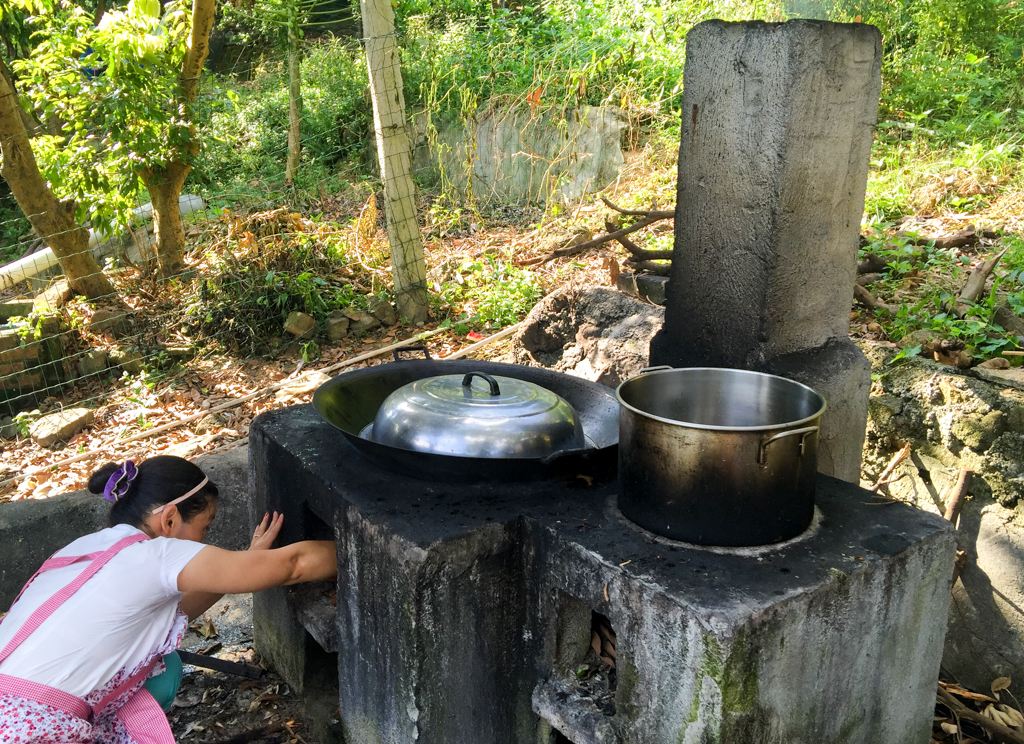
[250,404,954,744]
[862,342,1024,692]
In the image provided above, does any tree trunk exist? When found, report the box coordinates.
[142,165,189,278]
[144,0,215,279]
[0,59,115,300]
[284,31,302,185]
[360,0,429,324]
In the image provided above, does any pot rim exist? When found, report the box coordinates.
[615,366,828,432]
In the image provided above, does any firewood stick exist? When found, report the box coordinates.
[943,468,972,525]
[870,443,911,493]
[956,248,1007,316]
[938,688,1024,744]
[612,227,673,261]
[519,213,670,266]
[601,196,675,219]
[854,284,897,314]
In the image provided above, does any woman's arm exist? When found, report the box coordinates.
[177,540,337,595]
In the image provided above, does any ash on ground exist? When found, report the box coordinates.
[169,595,316,743]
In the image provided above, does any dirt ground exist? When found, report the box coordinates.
[169,595,318,744]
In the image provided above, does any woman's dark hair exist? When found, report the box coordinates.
[87,456,219,527]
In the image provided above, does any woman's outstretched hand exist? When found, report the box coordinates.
[249,511,284,551]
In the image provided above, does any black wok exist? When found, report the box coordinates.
[311,353,619,482]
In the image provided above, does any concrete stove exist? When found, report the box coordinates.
[249,404,953,744]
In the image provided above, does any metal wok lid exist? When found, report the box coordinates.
[367,371,585,459]
[310,355,619,482]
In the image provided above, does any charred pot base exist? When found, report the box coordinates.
[249,405,954,744]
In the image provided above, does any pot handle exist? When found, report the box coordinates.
[757,426,818,466]
[462,371,501,396]
[640,365,673,374]
[393,344,432,361]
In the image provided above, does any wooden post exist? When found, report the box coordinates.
[360,0,429,323]
[284,20,302,185]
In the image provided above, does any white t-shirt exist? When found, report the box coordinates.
[0,523,206,697]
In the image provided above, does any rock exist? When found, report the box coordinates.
[326,312,350,342]
[977,357,1011,370]
[974,366,1024,391]
[29,407,94,447]
[951,410,1005,452]
[88,307,129,336]
[284,312,316,339]
[368,297,398,326]
[0,299,33,321]
[77,350,109,378]
[32,280,73,312]
[109,347,145,375]
[0,416,19,439]
[195,412,228,433]
[344,308,381,335]
[898,330,936,350]
[513,286,663,387]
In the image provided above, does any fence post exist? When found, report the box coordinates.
[360,0,429,323]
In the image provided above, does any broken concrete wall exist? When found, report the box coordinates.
[862,342,1024,691]
[413,104,625,205]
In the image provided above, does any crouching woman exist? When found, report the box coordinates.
[0,455,335,743]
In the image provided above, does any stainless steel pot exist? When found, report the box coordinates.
[366,371,585,459]
[616,367,826,546]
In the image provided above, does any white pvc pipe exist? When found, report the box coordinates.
[0,194,206,292]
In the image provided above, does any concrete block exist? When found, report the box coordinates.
[29,407,95,447]
[33,279,73,312]
[368,297,398,326]
[653,20,881,364]
[766,338,871,482]
[0,299,33,321]
[326,311,350,342]
[77,350,109,378]
[343,308,380,335]
[285,311,316,339]
[109,347,145,375]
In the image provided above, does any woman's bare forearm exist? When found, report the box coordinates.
[282,541,337,585]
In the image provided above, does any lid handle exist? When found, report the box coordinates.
[462,372,501,396]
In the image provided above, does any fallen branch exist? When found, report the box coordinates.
[600,196,674,219]
[625,259,672,276]
[943,468,972,525]
[854,284,897,314]
[945,467,973,586]
[956,248,1008,316]
[857,253,891,274]
[519,212,672,266]
[937,688,1024,744]
[870,443,911,493]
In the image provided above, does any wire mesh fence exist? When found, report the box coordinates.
[0,0,700,498]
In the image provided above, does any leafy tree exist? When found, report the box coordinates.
[0,0,116,299]
[13,0,216,279]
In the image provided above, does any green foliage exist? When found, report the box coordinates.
[860,228,1024,359]
[11,0,193,235]
[192,38,370,199]
[184,215,366,352]
[434,256,541,330]
[401,0,784,126]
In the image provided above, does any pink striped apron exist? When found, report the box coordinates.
[0,534,177,743]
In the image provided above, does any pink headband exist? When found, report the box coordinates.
[150,476,210,516]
